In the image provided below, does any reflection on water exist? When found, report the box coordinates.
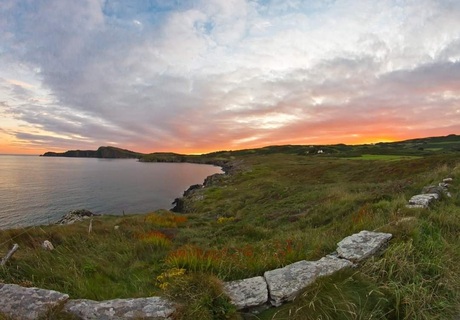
[0,156,222,229]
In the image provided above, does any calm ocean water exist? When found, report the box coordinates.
[0,155,222,229]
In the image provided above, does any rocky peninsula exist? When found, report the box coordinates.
[41,146,143,159]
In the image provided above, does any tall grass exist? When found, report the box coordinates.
[259,269,390,320]
[163,272,238,320]
[0,213,178,299]
[257,157,460,319]
[1,153,459,319]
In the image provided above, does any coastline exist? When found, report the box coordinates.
[171,160,232,213]
[0,159,226,230]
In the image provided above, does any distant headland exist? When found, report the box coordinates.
[41,146,232,169]
[42,134,460,160]
[41,146,143,159]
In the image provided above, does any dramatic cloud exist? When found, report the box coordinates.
[1,0,459,154]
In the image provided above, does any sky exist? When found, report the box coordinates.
[1,0,460,155]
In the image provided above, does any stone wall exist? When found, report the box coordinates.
[406,177,452,208]
[0,230,392,320]
[224,230,392,310]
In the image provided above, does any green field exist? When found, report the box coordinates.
[1,134,460,319]
[343,154,422,161]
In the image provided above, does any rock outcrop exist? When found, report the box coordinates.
[56,209,97,225]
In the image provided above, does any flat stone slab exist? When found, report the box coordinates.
[406,204,428,209]
[64,297,175,320]
[407,193,439,208]
[264,260,318,307]
[224,276,268,310]
[0,283,69,320]
[315,255,353,277]
[337,230,392,262]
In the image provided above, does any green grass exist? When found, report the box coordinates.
[1,144,460,319]
[342,154,422,161]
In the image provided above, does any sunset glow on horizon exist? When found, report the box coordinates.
[1,0,459,155]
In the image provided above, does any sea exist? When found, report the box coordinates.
[0,155,222,230]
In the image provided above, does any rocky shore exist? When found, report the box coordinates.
[171,160,238,212]
[55,209,99,225]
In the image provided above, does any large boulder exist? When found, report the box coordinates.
[64,297,175,320]
[0,283,69,320]
[337,230,392,262]
[224,276,268,310]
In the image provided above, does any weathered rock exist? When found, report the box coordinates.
[56,209,97,225]
[64,297,175,320]
[438,182,450,189]
[405,204,426,209]
[170,197,184,212]
[183,184,203,197]
[314,255,353,277]
[224,276,268,310]
[42,240,54,251]
[337,230,392,262]
[443,177,453,183]
[422,185,447,196]
[264,260,318,307]
[0,283,69,320]
[406,193,440,208]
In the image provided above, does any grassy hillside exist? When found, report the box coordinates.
[1,135,460,319]
[140,134,460,163]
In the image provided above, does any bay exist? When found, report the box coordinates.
[0,155,222,229]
